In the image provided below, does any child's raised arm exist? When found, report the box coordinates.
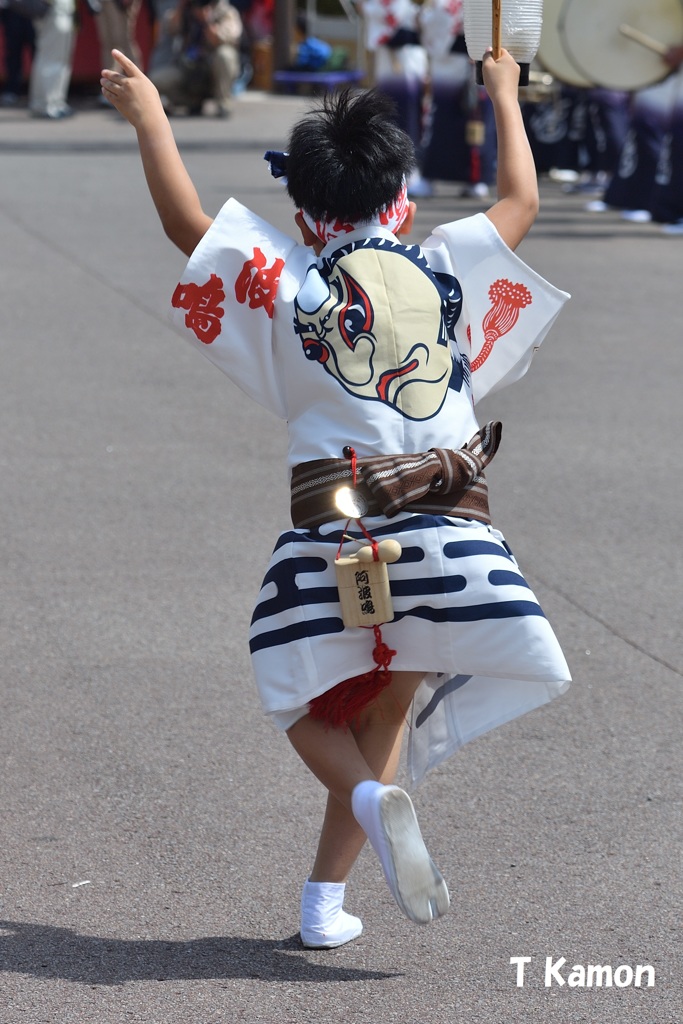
[481,48,539,251]
[101,50,213,256]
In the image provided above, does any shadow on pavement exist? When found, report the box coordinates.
[0,920,398,985]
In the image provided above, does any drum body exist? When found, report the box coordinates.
[559,0,683,91]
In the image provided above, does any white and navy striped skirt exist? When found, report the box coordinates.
[249,512,571,783]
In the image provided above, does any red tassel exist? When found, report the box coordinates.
[309,626,397,729]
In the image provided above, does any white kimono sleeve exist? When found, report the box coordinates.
[169,198,306,419]
[422,213,570,404]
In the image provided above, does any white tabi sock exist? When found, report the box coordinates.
[300,879,363,949]
[351,780,450,925]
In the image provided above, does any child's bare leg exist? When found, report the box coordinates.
[288,670,421,793]
[290,669,449,926]
[290,671,429,943]
[292,670,424,883]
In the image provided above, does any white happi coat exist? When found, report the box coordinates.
[170,199,572,784]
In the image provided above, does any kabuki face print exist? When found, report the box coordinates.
[293,237,466,421]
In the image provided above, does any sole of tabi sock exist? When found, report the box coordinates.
[300,880,363,949]
[352,781,450,925]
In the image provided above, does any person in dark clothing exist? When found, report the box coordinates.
[1,1,35,104]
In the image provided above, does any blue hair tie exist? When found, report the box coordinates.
[264,150,289,181]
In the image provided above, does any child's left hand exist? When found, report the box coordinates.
[100,49,165,129]
[481,47,521,101]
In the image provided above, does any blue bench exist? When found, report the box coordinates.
[272,69,365,95]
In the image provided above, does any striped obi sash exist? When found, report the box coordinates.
[290,421,502,530]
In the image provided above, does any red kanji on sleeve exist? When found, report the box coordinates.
[235,247,285,319]
[172,273,225,344]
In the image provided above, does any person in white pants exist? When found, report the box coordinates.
[29,0,75,118]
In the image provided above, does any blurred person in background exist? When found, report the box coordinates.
[149,0,241,116]
[1,0,36,106]
[586,44,683,233]
[360,0,429,194]
[290,12,331,72]
[96,0,143,80]
[419,0,496,199]
[28,0,75,118]
[642,43,683,233]
[238,0,271,42]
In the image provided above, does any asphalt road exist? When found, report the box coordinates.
[1,90,682,1024]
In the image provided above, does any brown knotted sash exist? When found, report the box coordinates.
[290,421,502,529]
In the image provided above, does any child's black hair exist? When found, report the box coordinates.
[285,88,415,223]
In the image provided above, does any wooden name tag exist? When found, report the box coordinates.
[334,539,402,628]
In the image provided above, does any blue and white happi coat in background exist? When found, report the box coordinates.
[170,199,572,785]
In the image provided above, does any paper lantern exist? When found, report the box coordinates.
[463,0,544,86]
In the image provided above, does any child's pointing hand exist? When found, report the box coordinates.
[100,50,165,128]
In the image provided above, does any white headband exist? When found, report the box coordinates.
[300,180,410,244]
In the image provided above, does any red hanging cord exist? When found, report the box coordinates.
[311,444,396,729]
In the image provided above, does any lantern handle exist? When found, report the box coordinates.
[492,0,502,60]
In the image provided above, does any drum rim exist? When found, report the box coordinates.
[537,0,594,87]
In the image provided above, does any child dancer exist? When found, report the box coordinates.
[101,46,571,948]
